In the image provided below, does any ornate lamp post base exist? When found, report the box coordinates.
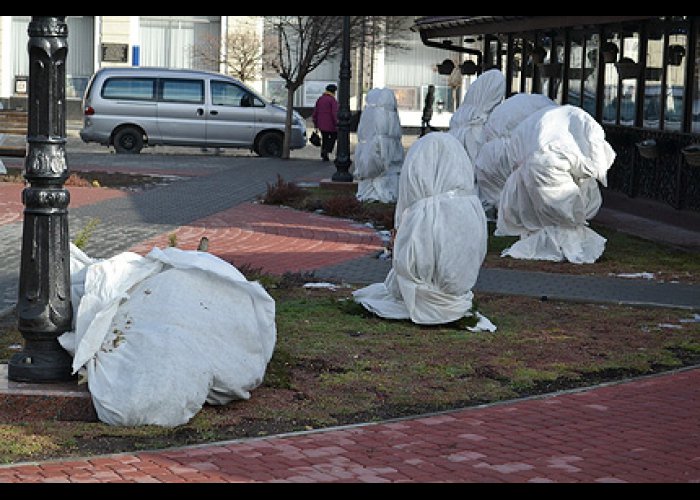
[8,341,74,382]
[331,161,354,183]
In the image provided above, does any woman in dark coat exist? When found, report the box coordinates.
[312,84,339,161]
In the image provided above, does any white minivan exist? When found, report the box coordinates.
[80,67,307,156]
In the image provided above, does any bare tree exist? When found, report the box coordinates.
[265,16,367,159]
[355,16,414,107]
[361,16,415,51]
[223,28,263,82]
[193,29,262,83]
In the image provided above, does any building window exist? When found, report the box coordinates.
[567,36,583,108]
[663,28,688,131]
[643,32,664,129]
[583,33,600,117]
[643,20,688,131]
[510,37,524,95]
[140,16,220,71]
[602,30,640,126]
[11,16,95,98]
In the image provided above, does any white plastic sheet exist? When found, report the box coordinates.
[483,93,558,142]
[354,88,404,203]
[59,244,276,427]
[495,105,616,264]
[475,94,558,215]
[448,69,506,163]
[473,137,512,218]
[353,133,494,330]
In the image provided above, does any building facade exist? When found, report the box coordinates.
[413,16,700,212]
[0,16,458,126]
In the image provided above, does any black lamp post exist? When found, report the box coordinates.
[8,16,74,382]
[332,16,353,182]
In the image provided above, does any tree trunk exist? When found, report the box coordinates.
[282,87,296,160]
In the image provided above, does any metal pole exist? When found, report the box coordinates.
[332,16,353,182]
[8,16,74,382]
[356,17,366,110]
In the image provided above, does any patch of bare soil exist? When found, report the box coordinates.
[1,167,180,192]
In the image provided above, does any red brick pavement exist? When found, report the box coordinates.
[129,202,383,275]
[1,184,382,276]
[0,368,698,483]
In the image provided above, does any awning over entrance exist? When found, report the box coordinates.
[412,16,659,39]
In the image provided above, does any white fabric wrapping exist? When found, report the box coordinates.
[353,133,494,329]
[495,105,616,264]
[448,69,506,163]
[475,93,558,215]
[59,245,276,427]
[473,137,513,216]
[354,88,404,203]
[483,93,558,142]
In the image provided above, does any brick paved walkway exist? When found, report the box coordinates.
[1,368,698,483]
[128,202,383,275]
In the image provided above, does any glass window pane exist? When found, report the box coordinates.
[523,40,535,94]
[553,41,564,102]
[102,78,156,100]
[211,80,246,106]
[511,38,524,94]
[602,39,620,124]
[583,34,599,116]
[161,79,204,103]
[644,34,664,129]
[140,16,220,71]
[66,17,95,98]
[568,38,583,107]
[12,16,94,98]
[665,33,687,131]
[620,32,640,125]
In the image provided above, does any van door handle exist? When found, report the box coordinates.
[210,110,219,116]
[196,108,204,116]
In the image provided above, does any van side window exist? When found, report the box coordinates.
[159,79,205,104]
[102,78,156,101]
[211,80,262,108]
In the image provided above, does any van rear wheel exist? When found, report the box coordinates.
[256,132,283,158]
[114,126,144,154]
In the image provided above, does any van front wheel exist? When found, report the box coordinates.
[113,126,144,154]
[256,132,283,158]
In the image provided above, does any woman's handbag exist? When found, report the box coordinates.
[310,129,322,147]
